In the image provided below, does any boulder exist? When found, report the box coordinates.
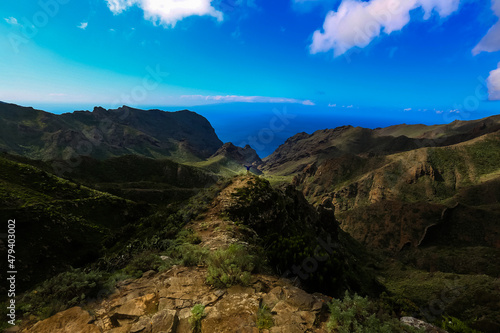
[27,307,100,333]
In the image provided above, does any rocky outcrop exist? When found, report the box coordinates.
[26,307,101,333]
[210,143,263,166]
[400,317,448,333]
[21,266,332,333]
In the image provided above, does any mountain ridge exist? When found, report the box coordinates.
[0,103,223,162]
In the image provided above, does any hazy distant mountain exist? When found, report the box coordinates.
[0,103,223,162]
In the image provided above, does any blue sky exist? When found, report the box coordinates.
[1,0,499,131]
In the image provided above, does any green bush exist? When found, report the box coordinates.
[256,304,274,330]
[166,242,209,267]
[439,316,482,333]
[189,304,206,333]
[123,251,167,278]
[327,292,424,333]
[206,243,257,288]
[18,268,106,319]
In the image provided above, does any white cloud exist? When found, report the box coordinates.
[472,1,500,100]
[78,22,88,30]
[4,17,19,25]
[436,110,444,114]
[105,0,223,27]
[310,0,461,56]
[328,103,337,107]
[472,0,500,55]
[487,63,500,100]
[403,107,412,111]
[182,94,315,105]
[302,99,316,105]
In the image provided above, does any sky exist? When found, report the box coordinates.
[1,0,500,155]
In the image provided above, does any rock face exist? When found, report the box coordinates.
[400,317,448,333]
[210,143,262,166]
[0,103,223,161]
[21,267,332,333]
[27,307,101,333]
[281,129,500,254]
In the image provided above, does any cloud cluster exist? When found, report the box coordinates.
[472,0,500,100]
[472,0,500,55]
[4,17,19,26]
[105,0,223,27]
[487,63,500,100]
[182,94,315,105]
[78,22,88,30]
[310,0,460,56]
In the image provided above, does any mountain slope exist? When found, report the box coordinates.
[288,129,500,253]
[189,143,263,176]
[0,103,223,162]
[263,114,500,176]
[0,154,148,293]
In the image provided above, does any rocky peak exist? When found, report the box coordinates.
[211,142,262,166]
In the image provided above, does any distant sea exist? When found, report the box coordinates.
[31,102,497,158]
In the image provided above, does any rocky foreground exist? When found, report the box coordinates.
[24,266,332,333]
[12,176,452,333]
[20,265,447,333]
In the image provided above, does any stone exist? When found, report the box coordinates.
[202,293,260,333]
[401,317,448,333]
[111,293,157,325]
[27,307,101,333]
[262,287,283,308]
[141,270,156,279]
[130,316,152,333]
[283,286,315,310]
[176,308,192,333]
[151,309,178,333]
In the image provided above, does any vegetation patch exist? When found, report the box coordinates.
[256,304,274,330]
[327,292,424,333]
[189,304,207,333]
[206,243,258,288]
[224,176,378,297]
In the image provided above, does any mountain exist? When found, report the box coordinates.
[12,175,421,333]
[0,153,149,293]
[263,115,500,175]
[2,105,500,333]
[188,143,263,176]
[262,115,500,254]
[258,116,500,332]
[210,143,262,167]
[0,103,223,163]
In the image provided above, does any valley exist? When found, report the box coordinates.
[1,103,499,333]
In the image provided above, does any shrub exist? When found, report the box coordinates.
[206,243,257,288]
[327,292,424,333]
[123,251,166,278]
[18,268,106,319]
[439,316,482,333]
[256,304,274,330]
[189,304,206,333]
[166,242,209,267]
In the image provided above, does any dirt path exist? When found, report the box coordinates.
[186,175,254,251]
